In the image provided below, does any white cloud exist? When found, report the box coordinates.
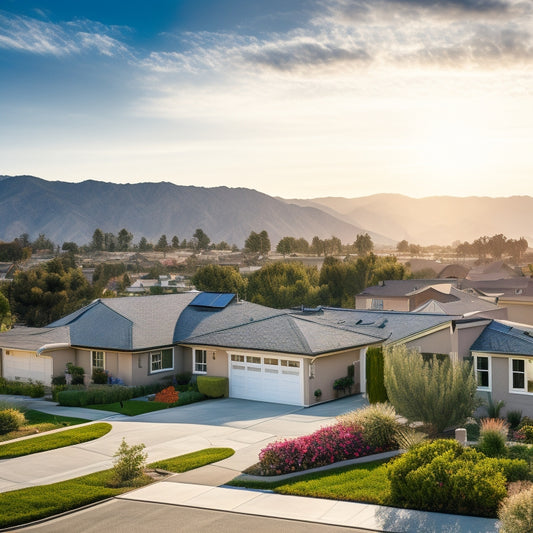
[0,12,130,57]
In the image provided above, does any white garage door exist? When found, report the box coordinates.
[2,351,53,386]
[229,354,303,405]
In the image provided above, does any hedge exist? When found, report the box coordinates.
[57,384,163,407]
[196,376,228,398]
[366,347,388,404]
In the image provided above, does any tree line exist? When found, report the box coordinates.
[192,254,407,309]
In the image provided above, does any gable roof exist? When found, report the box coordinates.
[48,293,198,351]
[357,279,458,298]
[471,321,533,356]
[181,311,384,356]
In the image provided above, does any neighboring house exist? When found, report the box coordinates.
[412,286,507,320]
[126,275,190,294]
[466,261,523,281]
[356,279,460,311]
[1,291,531,415]
[471,321,533,417]
[403,259,469,279]
[460,278,533,326]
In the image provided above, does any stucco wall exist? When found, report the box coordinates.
[500,301,533,326]
[204,348,230,377]
[490,355,533,418]
[454,322,490,358]
[355,296,409,311]
[404,326,452,355]
[311,349,361,404]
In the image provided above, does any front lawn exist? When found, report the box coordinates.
[0,410,90,442]
[0,423,112,459]
[85,391,206,416]
[229,459,392,505]
[0,447,235,529]
[86,400,171,416]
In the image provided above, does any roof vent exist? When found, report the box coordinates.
[379,280,385,287]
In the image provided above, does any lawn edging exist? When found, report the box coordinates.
[234,449,402,483]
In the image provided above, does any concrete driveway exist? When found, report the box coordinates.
[0,395,367,494]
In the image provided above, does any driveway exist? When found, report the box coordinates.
[0,395,367,493]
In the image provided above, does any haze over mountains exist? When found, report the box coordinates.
[1,175,531,248]
[0,176,389,247]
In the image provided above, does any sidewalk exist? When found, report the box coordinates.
[118,480,499,533]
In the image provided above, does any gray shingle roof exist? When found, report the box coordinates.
[0,326,70,351]
[293,307,458,344]
[48,293,198,351]
[412,287,502,316]
[471,321,533,356]
[357,279,457,298]
[181,312,384,356]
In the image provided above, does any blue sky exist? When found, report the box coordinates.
[1,0,532,198]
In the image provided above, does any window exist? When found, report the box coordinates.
[510,358,526,391]
[91,351,105,370]
[246,356,261,364]
[231,354,245,362]
[150,348,173,373]
[371,299,384,310]
[193,349,207,374]
[281,360,300,368]
[475,355,490,390]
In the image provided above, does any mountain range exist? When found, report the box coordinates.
[1,175,531,248]
[0,175,390,247]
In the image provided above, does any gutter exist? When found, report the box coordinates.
[36,343,70,356]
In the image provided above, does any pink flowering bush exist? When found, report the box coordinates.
[258,423,388,475]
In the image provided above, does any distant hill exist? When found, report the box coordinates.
[285,194,533,246]
[0,175,393,247]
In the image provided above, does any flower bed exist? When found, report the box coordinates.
[257,422,392,476]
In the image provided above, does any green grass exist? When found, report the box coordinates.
[0,423,112,459]
[85,391,206,416]
[0,410,90,442]
[86,400,171,416]
[0,447,235,529]
[150,447,235,472]
[229,459,392,505]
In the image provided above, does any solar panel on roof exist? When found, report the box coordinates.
[190,292,235,308]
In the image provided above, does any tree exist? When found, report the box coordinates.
[91,229,104,251]
[311,236,325,256]
[488,234,507,260]
[192,229,210,250]
[0,292,10,329]
[192,265,248,295]
[396,240,409,253]
[354,233,374,256]
[366,346,388,403]
[245,230,271,254]
[117,228,133,252]
[138,237,151,252]
[277,236,296,256]
[62,242,79,254]
[247,262,321,308]
[103,232,116,252]
[155,234,169,252]
[171,235,180,249]
[408,243,421,257]
[32,233,54,252]
[384,344,479,436]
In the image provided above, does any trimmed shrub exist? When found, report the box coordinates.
[176,390,206,406]
[0,378,45,398]
[92,368,108,385]
[337,403,400,449]
[258,423,385,475]
[51,375,67,386]
[197,376,228,398]
[175,372,192,386]
[366,346,388,403]
[496,458,531,483]
[0,408,26,434]
[387,439,514,517]
[66,363,85,385]
[498,485,533,533]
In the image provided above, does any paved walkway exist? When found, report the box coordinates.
[2,395,500,532]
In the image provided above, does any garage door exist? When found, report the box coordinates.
[229,354,303,405]
[2,351,53,386]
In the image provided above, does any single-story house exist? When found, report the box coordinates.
[1,292,532,414]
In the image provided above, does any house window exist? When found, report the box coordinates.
[150,348,173,373]
[91,351,105,370]
[371,299,384,310]
[193,349,207,374]
[475,355,491,390]
[509,358,530,392]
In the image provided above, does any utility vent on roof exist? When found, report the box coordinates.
[189,292,235,309]
[377,319,388,328]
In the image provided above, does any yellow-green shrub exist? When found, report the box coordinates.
[196,376,228,398]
